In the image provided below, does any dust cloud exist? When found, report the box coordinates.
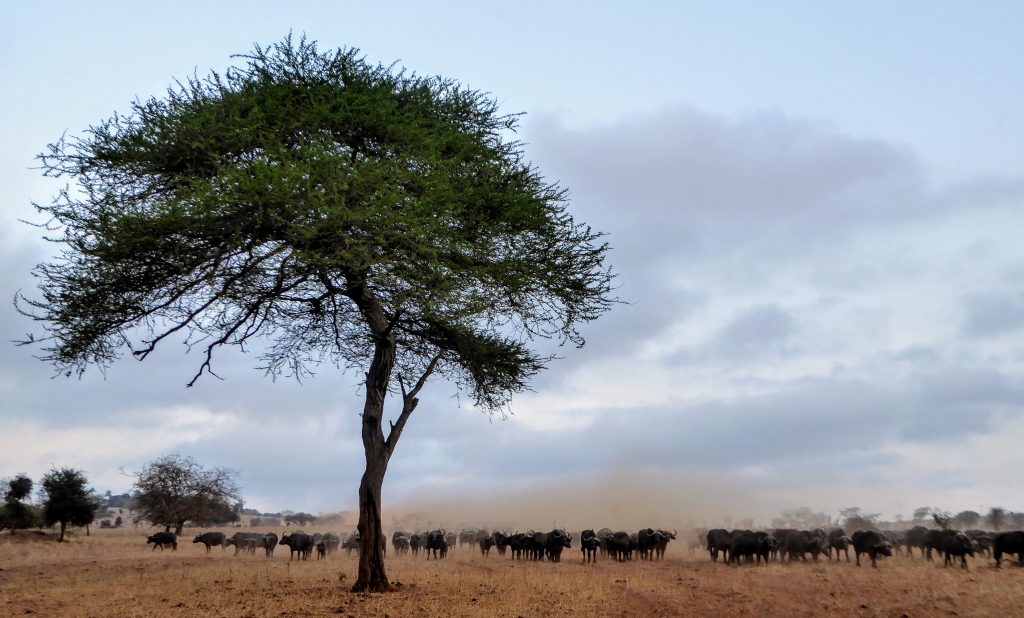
[382,466,775,533]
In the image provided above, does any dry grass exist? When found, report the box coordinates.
[1,528,1021,617]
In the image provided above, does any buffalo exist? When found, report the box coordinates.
[147,532,177,551]
[580,529,600,563]
[478,533,495,557]
[226,532,262,556]
[782,530,828,562]
[606,530,634,562]
[852,530,892,568]
[729,531,776,565]
[941,531,975,569]
[827,528,852,562]
[706,529,733,563]
[280,532,314,561]
[342,532,361,556]
[458,529,477,549]
[323,532,340,555]
[903,525,929,558]
[993,531,1024,568]
[493,531,511,558]
[392,531,411,556]
[545,529,572,562]
[192,531,226,554]
[426,529,448,559]
[262,532,278,557]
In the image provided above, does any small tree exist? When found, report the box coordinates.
[285,512,317,526]
[19,35,614,592]
[40,467,99,541]
[952,510,981,530]
[840,507,880,532]
[912,506,932,523]
[131,454,240,535]
[987,507,1007,531]
[3,474,35,534]
[114,515,123,527]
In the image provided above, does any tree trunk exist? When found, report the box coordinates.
[174,521,184,536]
[58,521,66,542]
[352,331,396,592]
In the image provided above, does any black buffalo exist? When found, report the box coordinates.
[280,532,314,561]
[827,528,852,562]
[392,531,411,556]
[458,529,477,549]
[545,529,572,562]
[493,531,511,558]
[147,532,177,551]
[426,529,448,559]
[478,534,495,557]
[606,530,634,562]
[192,531,226,553]
[852,530,892,567]
[993,531,1024,568]
[729,531,776,565]
[940,531,975,569]
[226,532,262,556]
[782,530,828,562]
[580,529,600,563]
[903,525,930,558]
[262,532,278,557]
[706,529,733,563]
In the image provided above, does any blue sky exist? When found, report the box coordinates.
[2,2,1023,526]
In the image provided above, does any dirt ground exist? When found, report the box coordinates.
[1,528,1021,617]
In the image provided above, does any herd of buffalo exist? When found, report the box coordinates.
[142,525,1024,570]
[701,526,1024,569]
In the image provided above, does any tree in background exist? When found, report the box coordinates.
[2,474,35,533]
[912,506,932,523]
[131,454,239,535]
[952,510,981,530]
[840,507,881,532]
[770,507,833,530]
[285,512,317,526]
[987,507,1007,531]
[40,467,100,541]
[19,35,614,591]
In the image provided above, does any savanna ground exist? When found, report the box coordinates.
[1,528,1021,617]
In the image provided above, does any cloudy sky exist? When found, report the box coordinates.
[2,2,1023,525]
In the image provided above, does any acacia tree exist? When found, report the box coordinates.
[131,454,240,535]
[987,507,1007,531]
[19,36,615,591]
[2,474,35,533]
[40,467,99,542]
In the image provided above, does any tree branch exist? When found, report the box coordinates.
[384,353,441,457]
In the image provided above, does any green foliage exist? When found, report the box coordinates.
[3,474,36,532]
[20,34,615,411]
[41,467,99,531]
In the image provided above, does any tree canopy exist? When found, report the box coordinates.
[20,35,613,408]
[2,474,36,533]
[40,467,99,541]
[131,454,240,535]
[20,34,616,592]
